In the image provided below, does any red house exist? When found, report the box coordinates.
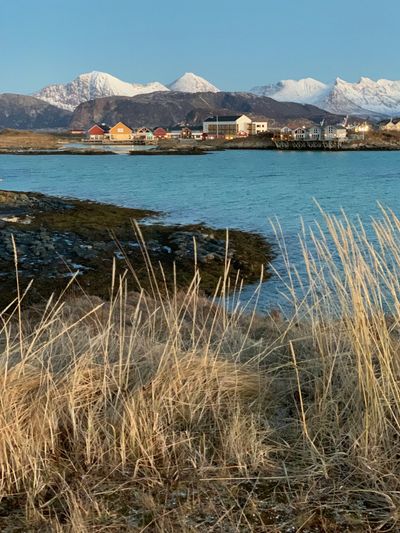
[87,123,110,141]
[153,127,168,139]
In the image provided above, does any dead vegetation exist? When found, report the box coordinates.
[1,209,400,531]
[0,129,71,150]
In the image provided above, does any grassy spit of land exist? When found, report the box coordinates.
[0,207,400,530]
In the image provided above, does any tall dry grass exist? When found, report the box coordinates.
[0,211,400,531]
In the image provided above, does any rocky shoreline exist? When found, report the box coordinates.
[1,129,400,155]
[0,190,274,308]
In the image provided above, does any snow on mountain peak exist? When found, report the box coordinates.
[34,71,220,110]
[251,78,329,105]
[251,76,400,117]
[33,70,400,118]
[34,71,170,111]
[167,72,220,93]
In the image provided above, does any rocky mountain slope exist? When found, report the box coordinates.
[0,94,72,129]
[69,91,343,130]
[251,77,400,118]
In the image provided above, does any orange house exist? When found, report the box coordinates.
[109,122,133,142]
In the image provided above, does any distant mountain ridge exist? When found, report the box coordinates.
[69,91,343,130]
[34,71,220,111]
[0,94,71,129]
[251,77,400,118]
[33,71,170,112]
[32,71,400,118]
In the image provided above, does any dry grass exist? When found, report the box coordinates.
[0,129,70,150]
[1,210,400,531]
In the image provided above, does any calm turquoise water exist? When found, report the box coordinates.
[1,150,400,310]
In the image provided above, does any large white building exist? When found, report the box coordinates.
[203,115,252,138]
[202,115,268,138]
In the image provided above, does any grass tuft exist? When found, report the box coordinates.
[1,209,400,530]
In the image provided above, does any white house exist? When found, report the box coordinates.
[250,121,269,135]
[203,115,252,138]
[191,127,204,140]
[133,127,154,141]
[324,125,347,140]
[307,126,323,140]
[293,127,307,140]
[279,126,292,139]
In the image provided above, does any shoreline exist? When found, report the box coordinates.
[1,143,400,155]
[0,190,274,309]
[1,129,400,154]
[1,145,400,155]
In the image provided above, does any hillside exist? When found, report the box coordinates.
[0,94,72,129]
[70,91,343,129]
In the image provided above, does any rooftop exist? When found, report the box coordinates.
[204,115,243,123]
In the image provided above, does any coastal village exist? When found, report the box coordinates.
[77,114,399,147]
[83,115,270,143]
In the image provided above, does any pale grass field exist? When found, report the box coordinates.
[0,212,400,531]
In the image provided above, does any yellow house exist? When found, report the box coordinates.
[109,122,133,142]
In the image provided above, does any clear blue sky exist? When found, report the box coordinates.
[1,0,399,94]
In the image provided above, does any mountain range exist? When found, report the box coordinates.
[69,91,343,130]
[33,71,220,112]
[251,77,400,118]
[31,71,400,118]
[1,70,399,131]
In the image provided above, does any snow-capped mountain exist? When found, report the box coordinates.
[251,77,400,118]
[34,71,169,111]
[34,71,220,111]
[324,77,400,117]
[34,70,400,117]
[168,72,220,93]
[252,78,329,105]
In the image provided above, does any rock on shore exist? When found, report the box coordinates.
[0,190,274,308]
